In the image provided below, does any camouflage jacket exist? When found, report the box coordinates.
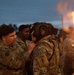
[62,37,74,75]
[0,40,30,75]
[30,35,61,75]
[16,37,31,51]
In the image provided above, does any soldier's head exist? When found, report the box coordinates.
[19,24,30,40]
[31,22,53,42]
[0,24,16,46]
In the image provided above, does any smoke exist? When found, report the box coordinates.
[57,0,74,32]
[57,0,74,15]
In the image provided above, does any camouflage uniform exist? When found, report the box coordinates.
[58,42,63,75]
[16,37,31,51]
[16,37,32,75]
[30,36,61,75]
[0,40,30,75]
[62,37,74,75]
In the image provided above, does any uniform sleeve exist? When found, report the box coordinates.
[33,44,53,75]
[23,52,30,61]
[0,48,30,70]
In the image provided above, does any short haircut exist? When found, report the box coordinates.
[19,25,30,32]
[0,24,15,38]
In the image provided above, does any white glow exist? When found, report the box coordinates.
[72,11,74,25]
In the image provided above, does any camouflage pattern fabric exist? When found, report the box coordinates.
[16,37,31,51]
[58,42,63,75]
[16,37,32,75]
[0,40,29,75]
[30,37,61,75]
[62,37,74,75]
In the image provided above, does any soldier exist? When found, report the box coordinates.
[57,29,68,75]
[30,22,61,75]
[17,24,31,51]
[17,24,35,75]
[0,24,35,75]
[62,27,74,75]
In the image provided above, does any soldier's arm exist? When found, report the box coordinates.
[23,41,35,60]
[0,49,28,70]
[0,42,35,70]
[33,45,52,75]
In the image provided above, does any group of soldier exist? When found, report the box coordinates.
[0,22,74,75]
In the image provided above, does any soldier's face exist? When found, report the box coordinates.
[22,28,30,39]
[21,28,30,39]
[2,31,16,46]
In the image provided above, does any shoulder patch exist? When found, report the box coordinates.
[34,49,43,57]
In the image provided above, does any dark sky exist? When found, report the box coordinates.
[0,0,62,28]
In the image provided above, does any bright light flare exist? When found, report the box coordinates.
[72,11,74,25]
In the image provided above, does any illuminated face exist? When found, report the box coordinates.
[2,31,16,46]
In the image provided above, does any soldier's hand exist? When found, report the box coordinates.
[27,41,35,54]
